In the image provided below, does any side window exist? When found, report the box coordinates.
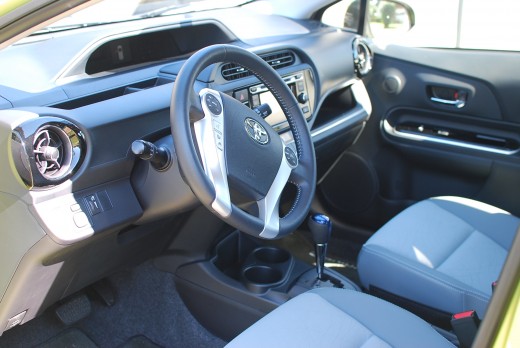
[322,0,520,52]
[457,0,520,51]
[322,1,361,31]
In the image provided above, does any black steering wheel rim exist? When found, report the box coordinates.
[170,44,316,239]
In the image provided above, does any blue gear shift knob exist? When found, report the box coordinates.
[309,214,331,244]
[308,214,331,280]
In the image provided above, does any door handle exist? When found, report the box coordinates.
[430,96,466,108]
[428,86,467,108]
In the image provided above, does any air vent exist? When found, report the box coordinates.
[33,127,71,179]
[221,63,250,81]
[221,50,296,81]
[352,38,373,77]
[262,51,295,70]
[11,117,86,189]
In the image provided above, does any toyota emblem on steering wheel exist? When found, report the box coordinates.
[244,118,269,145]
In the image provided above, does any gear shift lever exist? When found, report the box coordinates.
[308,214,331,281]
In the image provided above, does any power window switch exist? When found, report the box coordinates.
[6,311,26,330]
[85,194,102,215]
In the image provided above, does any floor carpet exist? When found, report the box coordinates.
[0,261,226,348]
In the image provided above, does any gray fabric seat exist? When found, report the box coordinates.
[358,196,520,318]
[226,287,454,347]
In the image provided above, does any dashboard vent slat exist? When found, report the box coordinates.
[33,128,66,178]
[221,50,295,81]
[11,117,86,189]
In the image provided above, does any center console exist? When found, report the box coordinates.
[228,69,315,132]
[173,226,359,341]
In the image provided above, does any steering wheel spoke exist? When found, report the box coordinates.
[257,143,298,238]
[192,88,231,217]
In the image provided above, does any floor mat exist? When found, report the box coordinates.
[119,335,161,348]
[37,328,97,348]
[0,261,226,348]
[75,262,226,348]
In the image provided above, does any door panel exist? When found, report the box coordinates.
[317,46,520,235]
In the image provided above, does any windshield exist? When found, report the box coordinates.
[37,0,251,33]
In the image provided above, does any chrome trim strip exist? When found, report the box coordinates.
[310,79,371,138]
[430,96,465,108]
[310,106,366,138]
[383,120,519,156]
[351,79,372,115]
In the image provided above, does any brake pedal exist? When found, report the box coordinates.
[55,293,92,325]
[90,278,116,307]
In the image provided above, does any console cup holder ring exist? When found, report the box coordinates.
[252,246,291,264]
[242,265,284,293]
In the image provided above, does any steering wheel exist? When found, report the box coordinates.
[170,44,316,239]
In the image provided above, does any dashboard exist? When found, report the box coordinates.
[0,7,372,335]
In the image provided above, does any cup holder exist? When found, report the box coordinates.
[253,247,290,264]
[243,265,283,284]
[241,246,293,293]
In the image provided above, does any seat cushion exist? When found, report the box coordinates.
[358,196,520,317]
[226,288,454,347]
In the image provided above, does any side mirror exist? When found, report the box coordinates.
[322,0,414,38]
[366,0,414,37]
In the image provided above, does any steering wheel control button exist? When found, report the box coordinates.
[205,93,222,115]
[284,147,298,168]
[213,122,224,150]
[85,194,102,215]
[244,118,269,145]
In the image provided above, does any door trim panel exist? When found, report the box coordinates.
[382,107,520,156]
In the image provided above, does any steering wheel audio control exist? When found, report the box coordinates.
[203,91,225,151]
[213,121,223,151]
[205,93,222,115]
[284,146,298,168]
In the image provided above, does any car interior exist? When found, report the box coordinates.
[0,0,519,347]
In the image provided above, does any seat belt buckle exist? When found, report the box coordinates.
[451,310,480,348]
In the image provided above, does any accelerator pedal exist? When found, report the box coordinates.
[55,293,92,325]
